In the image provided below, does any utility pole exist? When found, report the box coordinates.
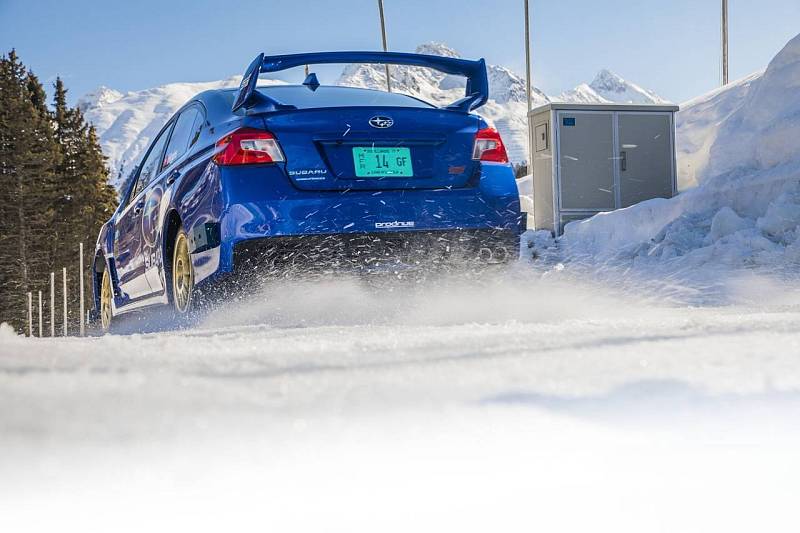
[524,0,533,169]
[722,0,729,85]
[377,0,391,92]
[38,291,42,337]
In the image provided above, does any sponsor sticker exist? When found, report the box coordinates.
[375,221,415,229]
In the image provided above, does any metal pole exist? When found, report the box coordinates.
[27,292,32,337]
[62,267,68,336]
[38,290,42,337]
[524,0,533,168]
[377,0,391,92]
[722,0,729,85]
[524,0,533,113]
[79,242,85,337]
[50,272,55,336]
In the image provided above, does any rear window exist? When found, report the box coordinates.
[226,85,435,110]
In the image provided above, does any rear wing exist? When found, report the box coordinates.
[232,51,489,114]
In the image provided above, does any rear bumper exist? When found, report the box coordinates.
[192,163,522,281]
[232,228,519,277]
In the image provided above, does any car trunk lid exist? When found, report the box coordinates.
[262,107,481,191]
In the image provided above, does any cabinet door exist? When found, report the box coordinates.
[617,113,674,208]
[557,112,616,210]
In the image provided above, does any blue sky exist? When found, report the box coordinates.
[1,0,798,104]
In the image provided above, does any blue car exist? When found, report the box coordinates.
[92,51,522,331]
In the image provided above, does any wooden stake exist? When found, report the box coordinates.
[79,243,85,337]
[62,267,68,336]
[50,272,55,336]
[27,292,32,337]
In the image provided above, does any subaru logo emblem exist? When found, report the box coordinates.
[369,116,394,129]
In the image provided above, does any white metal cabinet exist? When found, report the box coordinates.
[529,103,679,235]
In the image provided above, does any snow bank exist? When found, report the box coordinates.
[676,32,800,189]
[556,33,800,291]
[676,71,761,189]
[708,34,800,179]
[0,323,18,340]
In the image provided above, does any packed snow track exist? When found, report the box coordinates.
[1,272,799,532]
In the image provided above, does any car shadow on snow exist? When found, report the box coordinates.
[481,379,800,434]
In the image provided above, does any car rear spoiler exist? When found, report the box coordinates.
[232,51,490,114]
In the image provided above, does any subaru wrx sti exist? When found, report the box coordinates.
[92,51,522,331]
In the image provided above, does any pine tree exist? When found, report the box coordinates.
[0,50,61,332]
[51,77,117,329]
[0,51,116,333]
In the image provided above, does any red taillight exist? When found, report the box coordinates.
[472,127,509,163]
[213,127,285,166]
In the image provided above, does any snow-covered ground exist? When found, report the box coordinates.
[1,273,800,532]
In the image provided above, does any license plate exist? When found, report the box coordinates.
[352,147,413,178]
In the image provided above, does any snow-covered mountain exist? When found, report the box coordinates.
[558,69,669,105]
[77,42,666,188]
[337,43,551,106]
[78,78,244,183]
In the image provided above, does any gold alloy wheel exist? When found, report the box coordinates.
[172,231,194,314]
[100,268,113,332]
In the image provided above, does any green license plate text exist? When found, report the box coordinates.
[352,147,413,178]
